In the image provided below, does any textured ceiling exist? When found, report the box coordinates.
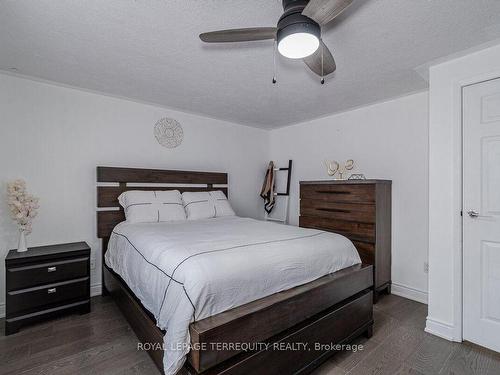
[1,0,500,128]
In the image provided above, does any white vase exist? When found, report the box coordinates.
[17,230,28,252]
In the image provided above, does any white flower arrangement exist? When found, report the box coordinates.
[7,179,39,234]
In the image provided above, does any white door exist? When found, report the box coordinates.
[463,77,500,352]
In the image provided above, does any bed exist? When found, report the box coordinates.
[97,166,374,375]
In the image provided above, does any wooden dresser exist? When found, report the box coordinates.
[5,242,91,335]
[299,180,391,302]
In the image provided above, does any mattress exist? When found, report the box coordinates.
[105,216,361,375]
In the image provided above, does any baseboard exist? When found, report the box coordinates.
[91,283,102,297]
[425,317,459,341]
[0,302,4,319]
[391,282,428,304]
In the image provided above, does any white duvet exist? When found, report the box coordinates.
[105,216,361,374]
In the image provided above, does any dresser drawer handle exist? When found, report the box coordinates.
[316,190,351,195]
[317,208,350,213]
[47,288,57,294]
[47,266,57,272]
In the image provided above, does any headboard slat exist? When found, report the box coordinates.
[97,166,227,184]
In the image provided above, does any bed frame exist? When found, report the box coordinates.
[97,166,374,375]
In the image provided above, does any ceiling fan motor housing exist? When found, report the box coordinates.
[282,0,309,12]
[278,0,321,44]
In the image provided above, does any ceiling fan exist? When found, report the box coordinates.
[199,0,353,82]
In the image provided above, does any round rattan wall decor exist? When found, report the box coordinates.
[154,117,183,148]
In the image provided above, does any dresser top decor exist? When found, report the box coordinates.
[6,179,40,252]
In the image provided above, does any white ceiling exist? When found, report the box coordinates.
[1,0,500,129]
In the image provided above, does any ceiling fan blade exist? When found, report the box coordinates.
[303,40,336,76]
[199,27,277,43]
[302,0,353,25]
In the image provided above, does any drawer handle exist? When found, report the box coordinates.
[47,266,57,272]
[47,288,57,294]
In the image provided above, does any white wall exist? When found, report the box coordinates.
[426,43,500,341]
[0,74,432,318]
[0,73,269,314]
[269,92,429,302]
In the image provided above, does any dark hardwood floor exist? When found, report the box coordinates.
[1,294,500,375]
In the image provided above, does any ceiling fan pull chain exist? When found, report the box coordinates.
[272,40,277,84]
[321,40,325,85]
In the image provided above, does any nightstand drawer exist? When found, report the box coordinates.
[6,277,89,316]
[6,256,89,291]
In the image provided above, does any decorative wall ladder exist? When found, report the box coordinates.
[265,159,293,224]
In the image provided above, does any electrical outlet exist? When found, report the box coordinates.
[90,257,96,270]
[424,262,429,274]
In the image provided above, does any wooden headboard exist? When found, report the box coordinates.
[96,166,228,240]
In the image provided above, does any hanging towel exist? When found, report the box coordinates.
[260,161,276,214]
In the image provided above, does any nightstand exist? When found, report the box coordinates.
[5,241,91,335]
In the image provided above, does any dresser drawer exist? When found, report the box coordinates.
[352,241,375,265]
[300,199,375,223]
[300,184,375,204]
[6,256,89,291]
[6,277,89,316]
[299,216,375,242]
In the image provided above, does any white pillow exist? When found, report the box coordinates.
[182,190,235,220]
[210,190,236,217]
[118,190,186,223]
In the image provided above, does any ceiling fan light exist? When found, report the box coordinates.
[276,18,321,59]
[278,32,319,59]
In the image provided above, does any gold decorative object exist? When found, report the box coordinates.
[324,159,355,180]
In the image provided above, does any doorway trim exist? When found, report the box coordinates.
[426,43,500,343]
